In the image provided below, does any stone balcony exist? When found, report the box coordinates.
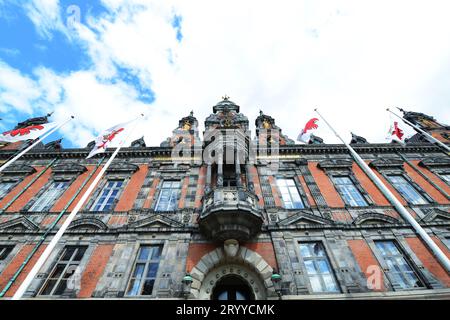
[198,187,263,242]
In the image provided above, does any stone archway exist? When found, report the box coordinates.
[189,246,275,300]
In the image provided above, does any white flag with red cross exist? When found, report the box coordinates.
[386,120,407,144]
[86,121,131,159]
[0,122,59,143]
[297,117,319,144]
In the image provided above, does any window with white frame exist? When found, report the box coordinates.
[126,246,162,296]
[29,181,70,211]
[0,181,15,199]
[155,181,181,211]
[386,175,428,205]
[90,180,124,212]
[276,178,305,209]
[374,241,423,290]
[331,176,367,207]
[298,242,340,293]
[0,246,13,261]
[39,246,87,296]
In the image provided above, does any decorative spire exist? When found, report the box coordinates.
[222,94,230,101]
[190,110,194,117]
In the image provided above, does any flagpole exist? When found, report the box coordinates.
[12,114,144,300]
[387,108,450,153]
[0,116,75,173]
[314,108,450,273]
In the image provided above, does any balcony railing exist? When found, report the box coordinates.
[199,187,263,242]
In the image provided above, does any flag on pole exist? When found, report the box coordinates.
[0,122,59,143]
[87,121,132,159]
[297,118,319,144]
[386,120,407,144]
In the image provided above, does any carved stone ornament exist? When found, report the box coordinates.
[224,239,239,257]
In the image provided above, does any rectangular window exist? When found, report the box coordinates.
[29,181,70,211]
[375,241,423,290]
[439,173,450,184]
[386,175,428,205]
[331,176,367,207]
[0,246,13,260]
[276,178,304,209]
[442,238,450,250]
[299,242,340,293]
[126,246,162,296]
[155,181,181,211]
[39,246,87,296]
[91,180,124,212]
[0,181,15,199]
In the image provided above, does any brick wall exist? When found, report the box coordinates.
[353,163,389,206]
[0,244,47,297]
[78,244,114,298]
[347,239,385,291]
[143,178,160,209]
[243,242,277,269]
[51,165,96,212]
[308,162,344,208]
[404,162,447,204]
[115,165,148,211]
[178,176,190,209]
[194,166,206,208]
[405,237,450,287]
[7,167,51,212]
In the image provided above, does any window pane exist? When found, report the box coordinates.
[309,275,322,292]
[40,280,57,295]
[146,263,159,278]
[30,181,69,211]
[299,242,339,293]
[133,264,145,278]
[91,180,124,212]
[387,175,428,205]
[126,278,141,296]
[276,178,304,209]
[332,176,367,207]
[155,181,180,212]
[375,241,422,289]
[0,182,15,198]
[142,279,155,295]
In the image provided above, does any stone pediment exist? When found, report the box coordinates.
[418,157,450,169]
[353,213,401,225]
[278,211,333,226]
[125,214,184,229]
[369,158,404,170]
[420,209,450,223]
[106,162,139,174]
[1,164,36,176]
[317,159,353,170]
[52,163,87,175]
[68,217,108,231]
[0,217,39,231]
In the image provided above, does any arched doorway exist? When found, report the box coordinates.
[212,275,254,300]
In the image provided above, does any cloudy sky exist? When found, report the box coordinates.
[0,0,449,148]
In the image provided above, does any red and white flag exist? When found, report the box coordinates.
[387,120,407,144]
[297,118,319,144]
[87,121,131,159]
[0,122,59,143]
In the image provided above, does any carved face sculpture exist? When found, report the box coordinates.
[224,239,239,257]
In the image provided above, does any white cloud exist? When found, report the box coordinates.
[1,0,450,147]
[23,0,67,39]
